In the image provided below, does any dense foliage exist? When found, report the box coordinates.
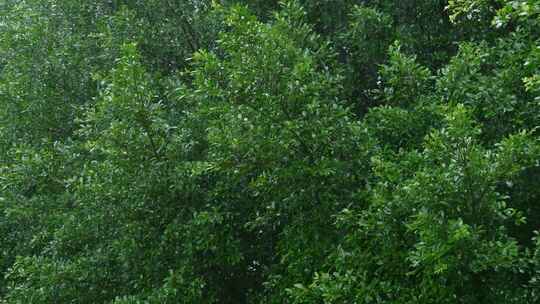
[1,0,539,303]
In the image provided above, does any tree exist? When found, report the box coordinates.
[0,1,539,303]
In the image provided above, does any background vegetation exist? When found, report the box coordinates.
[1,0,539,303]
